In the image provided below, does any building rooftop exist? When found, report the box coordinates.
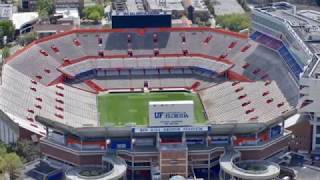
[11,12,38,30]
[189,0,207,12]
[55,8,79,19]
[269,152,320,180]
[126,0,145,12]
[291,165,320,180]
[33,24,75,33]
[220,148,281,179]
[113,0,146,13]
[147,0,184,12]
[213,0,245,16]
[111,0,207,17]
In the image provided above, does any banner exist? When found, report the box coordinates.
[133,126,209,133]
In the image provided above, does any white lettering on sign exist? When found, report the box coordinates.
[149,101,194,126]
[133,126,209,133]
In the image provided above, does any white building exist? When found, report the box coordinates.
[55,8,80,26]
[145,0,209,19]
[0,4,14,20]
[147,0,185,13]
[0,110,19,144]
[11,12,39,35]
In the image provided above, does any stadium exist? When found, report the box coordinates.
[0,24,301,179]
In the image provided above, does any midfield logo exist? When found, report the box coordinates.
[154,112,189,119]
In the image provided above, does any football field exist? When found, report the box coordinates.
[98,91,207,127]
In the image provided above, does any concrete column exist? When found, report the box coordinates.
[132,153,135,180]
[64,133,67,145]
[182,132,186,144]
[130,130,134,151]
[208,152,210,179]
[46,127,49,136]
[312,122,317,151]
[80,138,83,150]
[156,132,160,149]
[230,136,234,147]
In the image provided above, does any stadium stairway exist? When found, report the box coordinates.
[189,81,201,90]
[84,80,105,93]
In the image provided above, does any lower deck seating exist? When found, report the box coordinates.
[199,81,292,124]
[231,45,299,106]
[0,65,98,129]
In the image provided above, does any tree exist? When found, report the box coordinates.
[88,11,101,22]
[0,156,7,179]
[3,153,22,179]
[14,140,40,163]
[37,0,54,19]
[0,20,15,46]
[205,20,211,27]
[17,32,37,46]
[215,13,250,32]
[2,46,10,60]
[0,143,7,156]
[171,10,181,19]
[0,144,7,174]
[83,5,104,23]
[0,142,22,179]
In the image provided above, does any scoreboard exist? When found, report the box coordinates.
[111,12,172,28]
[149,101,194,127]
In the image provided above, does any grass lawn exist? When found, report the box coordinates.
[98,91,207,127]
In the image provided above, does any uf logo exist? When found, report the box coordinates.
[154,112,163,119]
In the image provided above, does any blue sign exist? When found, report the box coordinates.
[109,139,131,149]
[133,126,209,133]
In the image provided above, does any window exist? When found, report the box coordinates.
[125,160,132,166]
[299,85,309,90]
[210,157,219,164]
[310,112,315,119]
[134,162,150,167]
[317,126,320,134]
[316,137,320,144]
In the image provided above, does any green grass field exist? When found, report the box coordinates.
[98,92,207,127]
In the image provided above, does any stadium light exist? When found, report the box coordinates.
[232,136,237,141]
[106,139,111,145]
